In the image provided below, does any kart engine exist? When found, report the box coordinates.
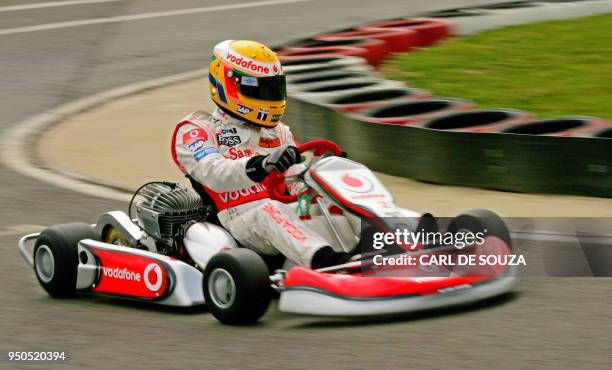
[129,182,207,245]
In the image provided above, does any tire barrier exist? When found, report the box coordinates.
[423,109,534,133]
[278,3,612,197]
[322,87,432,113]
[287,70,382,92]
[281,38,389,66]
[278,45,376,66]
[358,18,454,46]
[349,98,474,125]
[285,97,612,198]
[282,56,374,76]
[313,28,420,54]
[594,127,612,138]
[501,117,611,137]
[472,1,538,10]
[290,79,403,101]
[422,8,490,19]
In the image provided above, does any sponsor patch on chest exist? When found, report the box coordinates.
[226,147,254,159]
[258,136,281,148]
[217,135,242,147]
[217,127,243,147]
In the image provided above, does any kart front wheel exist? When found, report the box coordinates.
[447,209,512,249]
[34,223,99,298]
[203,249,272,325]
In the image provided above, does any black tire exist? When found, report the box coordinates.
[447,209,512,249]
[203,249,272,325]
[33,223,99,298]
[417,213,439,249]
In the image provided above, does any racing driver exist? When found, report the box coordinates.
[172,40,345,269]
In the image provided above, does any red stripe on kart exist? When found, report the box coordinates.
[284,266,488,298]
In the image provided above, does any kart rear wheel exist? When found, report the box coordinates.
[447,209,512,249]
[203,249,272,325]
[34,223,99,298]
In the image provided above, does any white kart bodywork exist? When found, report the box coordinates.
[278,274,518,316]
[18,152,516,316]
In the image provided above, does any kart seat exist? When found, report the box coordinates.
[186,175,221,225]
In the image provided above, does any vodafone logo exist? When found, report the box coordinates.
[92,249,169,299]
[340,173,373,193]
[182,128,207,144]
[144,263,163,292]
[226,52,272,75]
[102,266,141,282]
[100,263,163,293]
[219,183,266,203]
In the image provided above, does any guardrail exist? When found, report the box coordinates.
[279,1,612,197]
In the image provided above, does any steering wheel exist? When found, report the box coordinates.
[263,140,341,203]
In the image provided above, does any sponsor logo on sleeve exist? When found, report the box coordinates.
[194,146,220,161]
[182,128,207,144]
[188,140,205,152]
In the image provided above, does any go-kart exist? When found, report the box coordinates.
[18,140,517,325]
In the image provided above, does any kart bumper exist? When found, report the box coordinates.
[278,273,517,317]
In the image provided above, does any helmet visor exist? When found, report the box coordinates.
[237,74,286,101]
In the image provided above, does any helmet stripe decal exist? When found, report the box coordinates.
[223,65,239,100]
[209,73,227,104]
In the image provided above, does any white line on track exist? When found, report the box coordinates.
[0,0,310,36]
[0,0,121,13]
[2,68,206,202]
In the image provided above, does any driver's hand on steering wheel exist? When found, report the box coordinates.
[246,145,305,182]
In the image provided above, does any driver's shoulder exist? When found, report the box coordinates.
[173,111,217,143]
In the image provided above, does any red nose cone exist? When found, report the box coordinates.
[342,173,363,187]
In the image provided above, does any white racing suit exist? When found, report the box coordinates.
[171,108,329,266]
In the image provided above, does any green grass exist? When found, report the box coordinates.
[381,14,612,119]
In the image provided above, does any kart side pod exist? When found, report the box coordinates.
[76,239,205,306]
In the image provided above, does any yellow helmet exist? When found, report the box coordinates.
[209,40,286,127]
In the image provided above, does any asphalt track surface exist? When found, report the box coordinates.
[1,1,611,369]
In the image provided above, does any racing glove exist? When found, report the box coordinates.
[246,145,304,182]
